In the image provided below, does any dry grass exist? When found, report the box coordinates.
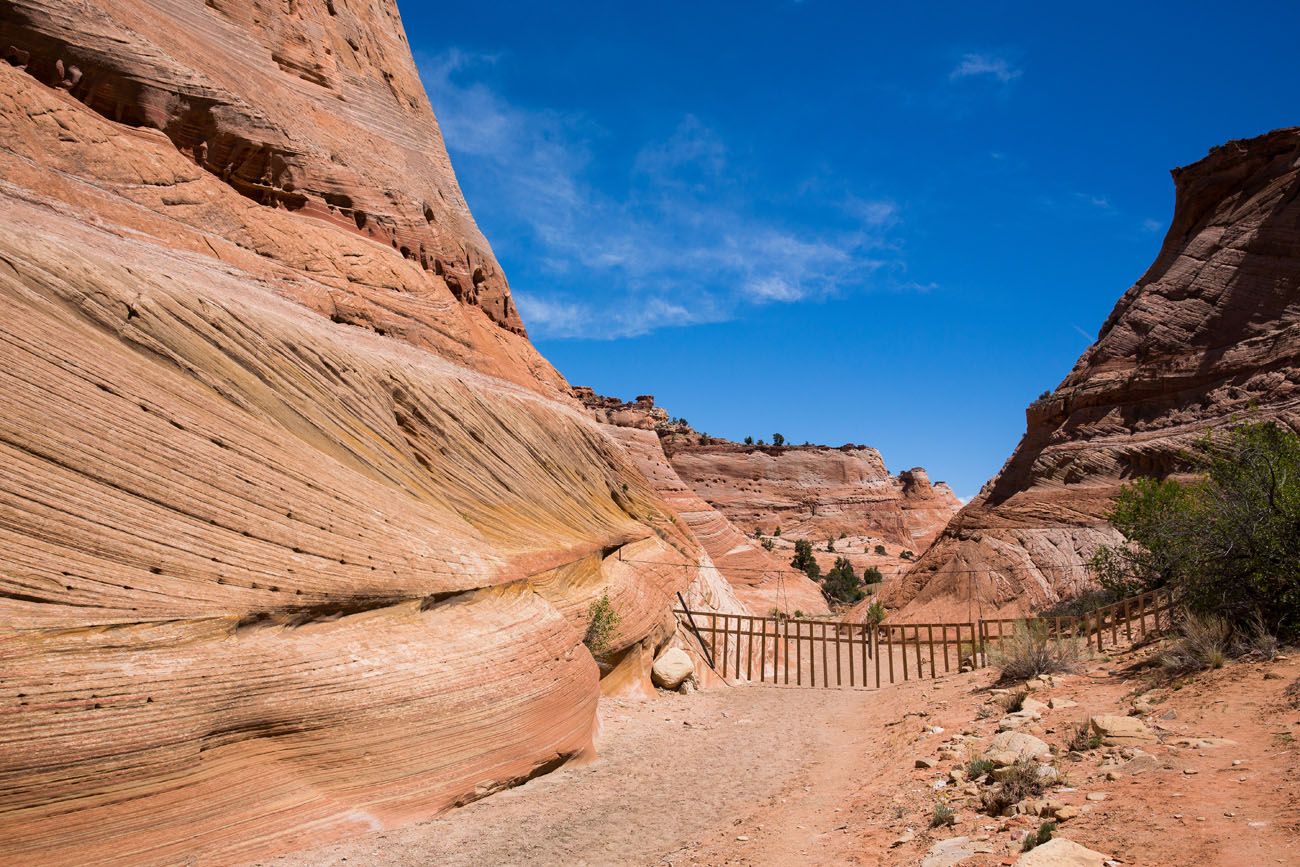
[1159,612,1230,675]
[990,622,1084,682]
[1067,720,1102,752]
[980,759,1048,815]
[998,690,1028,713]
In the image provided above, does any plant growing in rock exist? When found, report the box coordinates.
[760,536,775,551]
[965,757,995,779]
[998,689,1028,713]
[990,621,1083,682]
[773,526,781,537]
[862,565,884,586]
[874,544,887,556]
[900,550,914,561]
[1021,820,1056,852]
[583,591,621,659]
[862,600,887,627]
[791,539,820,580]
[826,538,835,553]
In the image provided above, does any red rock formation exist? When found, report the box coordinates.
[890,127,1300,623]
[574,390,829,615]
[662,440,960,551]
[0,4,708,863]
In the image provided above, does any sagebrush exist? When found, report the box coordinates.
[989,621,1083,682]
[583,591,621,658]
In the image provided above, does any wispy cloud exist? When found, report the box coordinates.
[421,50,915,340]
[948,53,1022,84]
[1140,217,1164,233]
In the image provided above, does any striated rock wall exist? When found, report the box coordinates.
[573,389,829,615]
[662,440,960,551]
[890,127,1300,623]
[0,4,712,863]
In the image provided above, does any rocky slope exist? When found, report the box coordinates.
[575,390,829,615]
[0,4,719,864]
[890,127,1300,622]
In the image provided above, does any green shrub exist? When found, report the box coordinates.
[773,526,781,537]
[1091,422,1300,640]
[791,539,820,580]
[930,802,956,828]
[1021,820,1056,852]
[900,550,914,561]
[822,557,865,604]
[862,600,887,627]
[744,436,754,445]
[966,757,995,779]
[874,544,887,556]
[772,432,785,446]
[990,621,1083,682]
[760,536,775,551]
[583,591,621,658]
[862,565,884,585]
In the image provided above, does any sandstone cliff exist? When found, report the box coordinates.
[574,390,829,615]
[0,4,718,864]
[662,438,960,551]
[889,127,1300,623]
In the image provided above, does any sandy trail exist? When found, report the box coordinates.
[260,681,918,867]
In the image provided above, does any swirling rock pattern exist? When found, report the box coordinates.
[0,3,710,863]
[890,128,1300,622]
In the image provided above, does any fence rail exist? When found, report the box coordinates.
[674,588,1174,690]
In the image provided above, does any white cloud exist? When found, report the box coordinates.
[1140,218,1164,233]
[948,53,1022,84]
[420,50,915,340]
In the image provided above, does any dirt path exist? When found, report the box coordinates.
[261,683,904,867]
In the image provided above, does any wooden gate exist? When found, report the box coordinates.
[674,588,1174,689]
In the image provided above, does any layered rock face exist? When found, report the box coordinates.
[890,128,1300,623]
[0,4,707,864]
[575,391,829,615]
[662,439,960,551]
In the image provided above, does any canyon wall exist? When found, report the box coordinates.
[0,3,713,864]
[663,439,960,551]
[575,391,829,615]
[889,127,1300,623]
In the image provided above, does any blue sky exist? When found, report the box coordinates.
[404,1,1298,500]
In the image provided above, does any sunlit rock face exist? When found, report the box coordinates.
[890,128,1300,623]
[0,2,714,863]
[662,441,961,551]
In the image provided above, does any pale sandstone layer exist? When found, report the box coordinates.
[0,4,724,864]
[889,128,1300,623]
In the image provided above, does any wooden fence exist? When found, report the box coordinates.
[674,588,1175,690]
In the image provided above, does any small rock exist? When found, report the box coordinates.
[916,757,937,769]
[1054,806,1080,821]
[735,835,749,842]
[990,731,1053,762]
[1089,714,1157,746]
[1086,792,1107,802]
[890,828,915,848]
[1048,697,1078,710]
[1183,768,1199,775]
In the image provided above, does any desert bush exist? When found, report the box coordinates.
[980,759,1047,816]
[990,621,1083,682]
[862,600,887,627]
[900,550,915,561]
[1236,612,1281,660]
[791,539,818,577]
[760,536,775,551]
[862,565,884,585]
[930,802,956,828]
[1067,720,1102,752]
[793,609,805,619]
[1160,612,1230,674]
[1021,820,1056,852]
[1039,588,1120,620]
[998,690,1028,713]
[774,526,782,537]
[583,591,621,658]
[822,557,865,604]
[772,432,785,446]
[874,544,887,556]
[1090,422,1300,640]
[966,757,995,779]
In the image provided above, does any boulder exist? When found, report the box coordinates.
[1014,837,1108,866]
[991,731,1053,762]
[651,648,695,689]
[1089,714,1157,746]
